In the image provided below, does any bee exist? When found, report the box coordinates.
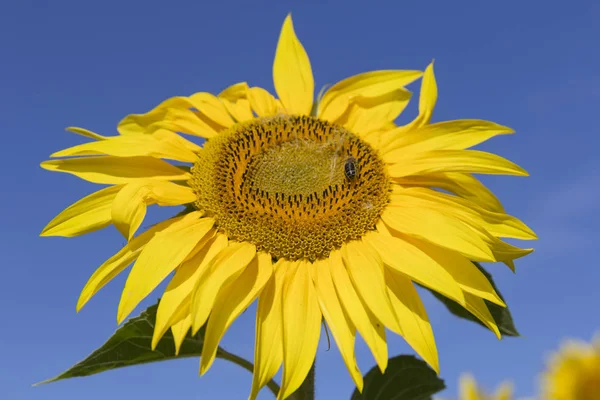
[344,157,358,179]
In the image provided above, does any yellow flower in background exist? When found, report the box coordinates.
[40,14,536,400]
[541,333,600,400]
[456,374,514,400]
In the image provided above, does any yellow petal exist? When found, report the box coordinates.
[393,187,536,240]
[190,242,257,333]
[405,238,505,306]
[340,90,412,135]
[273,14,314,115]
[41,185,121,237]
[224,98,254,122]
[503,259,516,272]
[491,239,534,262]
[152,232,226,349]
[387,150,528,178]
[399,61,437,131]
[393,173,505,213]
[313,259,363,392]
[112,181,197,240]
[152,129,203,154]
[160,295,190,332]
[319,70,423,123]
[361,128,388,149]
[248,87,280,117]
[117,96,220,138]
[41,156,191,184]
[329,250,388,373]
[250,260,286,400]
[494,382,514,400]
[477,209,537,241]
[188,92,235,127]
[395,188,534,249]
[341,241,401,333]
[278,261,321,400]
[382,119,514,159]
[364,231,465,305]
[76,217,181,311]
[66,126,107,140]
[385,270,439,373]
[200,253,273,374]
[117,213,214,323]
[460,374,480,400]
[51,134,198,163]
[117,97,189,135]
[171,314,192,356]
[417,62,437,123]
[463,292,501,338]
[381,206,496,262]
[219,81,249,100]
[218,82,254,122]
[153,108,221,138]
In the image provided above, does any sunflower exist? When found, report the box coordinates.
[541,334,600,400]
[41,14,536,399]
[450,374,514,400]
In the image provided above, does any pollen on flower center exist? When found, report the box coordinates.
[190,115,390,261]
[247,138,347,196]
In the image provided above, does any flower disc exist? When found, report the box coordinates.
[190,115,390,261]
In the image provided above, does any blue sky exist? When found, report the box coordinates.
[2,0,599,399]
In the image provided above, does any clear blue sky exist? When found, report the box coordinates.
[2,1,599,399]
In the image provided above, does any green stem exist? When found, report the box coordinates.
[217,348,281,397]
[288,363,316,400]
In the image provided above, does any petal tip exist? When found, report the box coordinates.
[191,320,202,336]
[284,12,293,24]
[76,292,89,313]
[199,361,211,376]
[116,306,129,325]
[150,334,161,351]
[518,167,530,176]
[427,357,441,375]
[39,229,51,237]
[496,297,507,308]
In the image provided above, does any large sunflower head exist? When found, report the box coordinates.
[41,14,536,399]
[541,334,600,400]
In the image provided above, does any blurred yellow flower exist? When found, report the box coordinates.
[452,374,514,400]
[541,333,600,400]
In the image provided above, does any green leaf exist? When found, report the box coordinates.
[36,301,281,397]
[350,355,445,400]
[427,262,519,336]
[36,302,205,384]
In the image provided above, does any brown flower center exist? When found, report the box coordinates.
[190,115,390,261]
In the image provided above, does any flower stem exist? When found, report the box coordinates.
[289,363,315,400]
[216,348,281,397]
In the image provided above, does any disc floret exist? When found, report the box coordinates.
[190,115,390,261]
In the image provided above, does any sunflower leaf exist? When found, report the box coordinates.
[350,355,445,400]
[427,262,519,336]
[34,302,205,384]
[35,301,267,388]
